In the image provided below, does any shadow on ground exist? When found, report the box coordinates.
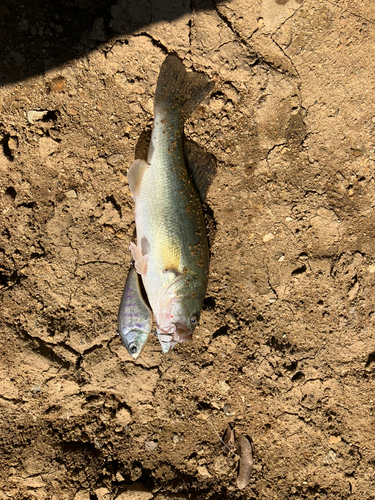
[0,0,230,86]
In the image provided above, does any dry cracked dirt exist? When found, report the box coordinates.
[1,0,375,499]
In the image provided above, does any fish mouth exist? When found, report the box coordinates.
[158,334,177,354]
[121,330,149,359]
[157,323,193,353]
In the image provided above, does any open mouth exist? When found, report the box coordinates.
[157,323,193,348]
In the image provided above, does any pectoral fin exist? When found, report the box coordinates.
[127,159,149,198]
[141,236,150,255]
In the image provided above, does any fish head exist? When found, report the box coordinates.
[155,273,205,353]
[120,329,149,359]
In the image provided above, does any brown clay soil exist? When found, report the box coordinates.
[1,1,375,499]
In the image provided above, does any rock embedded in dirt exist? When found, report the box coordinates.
[130,466,142,482]
[95,487,111,500]
[107,153,124,166]
[65,189,77,199]
[116,489,153,500]
[115,407,132,426]
[27,110,49,123]
[145,440,158,451]
[197,465,212,478]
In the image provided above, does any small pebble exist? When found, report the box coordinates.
[27,110,48,123]
[172,433,184,444]
[223,404,233,416]
[65,190,77,199]
[197,465,212,478]
[145,440,158,451]
[329,435,341,445]
[107,153,124,166]
[323,449,337,465]
[130,466,142,481]
[263,233,274,243]
[8,137,18,151]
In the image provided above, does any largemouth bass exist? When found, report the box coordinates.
[118,263,152,359]
[128,55,214,353]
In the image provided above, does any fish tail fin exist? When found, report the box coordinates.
[154,55,214,122]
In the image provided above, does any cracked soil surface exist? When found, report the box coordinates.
[1,0,375,499]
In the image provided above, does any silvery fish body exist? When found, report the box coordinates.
[127,55,214,353]
[118,263,152,359]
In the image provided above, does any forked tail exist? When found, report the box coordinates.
[154,55,214,122]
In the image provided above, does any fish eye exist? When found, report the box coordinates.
[190,315,198,325]
[129,344,138,354]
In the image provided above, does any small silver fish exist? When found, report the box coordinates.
[128,55,214,353]
[118,263,153,359]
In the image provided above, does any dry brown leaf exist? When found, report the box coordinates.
[236,434,253,490]
[222,424,236,453]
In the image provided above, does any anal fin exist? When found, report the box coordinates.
[134,255,148,276]
[129,241,142,261]
[129,241,148,276]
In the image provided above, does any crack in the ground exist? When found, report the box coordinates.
[77,259,122,267]
[17,326,75,370]
[214,5,259,60]
[273,0,306,45]
[103,39,121,58]
[270,34,300,78]
[0,394,22,404]
[188,0,194,57]
[265,266,278,300]
[133,32,169,55]
[217,4,259,42]
[266,141,287,160]
[215,4,302,78]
